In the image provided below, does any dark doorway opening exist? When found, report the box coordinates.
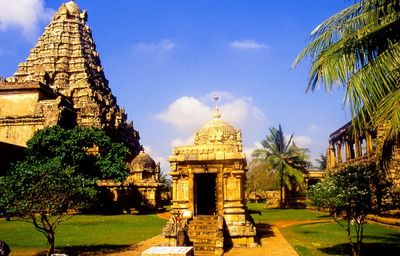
[195,173,217,215]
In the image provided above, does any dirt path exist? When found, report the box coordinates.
[107,217,330,256]
[223,223,298,256]
[224,220,330,256]
[107,213,170,256]
[107,235,166,256]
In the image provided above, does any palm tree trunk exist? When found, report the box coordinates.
[279,174,284,209]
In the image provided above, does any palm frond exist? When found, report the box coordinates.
[347,40,400,132]
[294,0,400,145]
[250,125,310,199]
[374,86,400,140]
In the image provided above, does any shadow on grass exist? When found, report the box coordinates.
[319,240,400,256]
[255,223,275,238]
[224,223,274,252]
[224,223,273,254]
[317,214,331,219]
[297,230,319,235]
[36,244,132,256]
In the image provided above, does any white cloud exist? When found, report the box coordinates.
[229,39,268,50]
[142,145,152,154]
[142,145,170,174]
[204,91,236,102]
[155,92,268,169]
[155,156,170,175]
[134,39,176,52]
[154,93,268,174]
[309,124,322,132]
[220,97,265,126]
[243,142,262,161]
[155,96,211,131]
[155,93,266,133]
[171,135,194,148]
[0,0,54,39]
[293,135,313,148]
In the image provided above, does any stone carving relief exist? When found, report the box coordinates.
[5,0,141,157]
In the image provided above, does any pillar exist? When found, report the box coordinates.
[172,178,177,206]
[366,131,373,155]
[188,171,194,214]
[345,140,352,161]
[328,143,336,169]
[216,169,224,216]
[337,141,343,163]
[355,137,362,158]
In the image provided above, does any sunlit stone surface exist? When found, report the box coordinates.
[162,107,257,255]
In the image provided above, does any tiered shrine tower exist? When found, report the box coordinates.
[0,1,140,157]
[0,1,162,211]
[162,106,257,255]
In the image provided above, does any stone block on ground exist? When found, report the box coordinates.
[142,246,194,256]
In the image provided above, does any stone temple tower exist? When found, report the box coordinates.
[0,1,162,211]
[1,0,141,157]
[162,107,257,255]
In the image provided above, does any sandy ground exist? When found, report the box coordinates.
[107,214,330,256]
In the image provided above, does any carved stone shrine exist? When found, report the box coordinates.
[0,1,161,211]
[162,107,257,255]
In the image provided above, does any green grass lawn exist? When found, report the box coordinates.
[281,221,400,256]
[247,202,330,222]
[0,214,166,256]
[246,203,400,256]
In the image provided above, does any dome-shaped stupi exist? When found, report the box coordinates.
[130,151,156,173]
[55,1,87,20]
[65,1,81,14]
[194,108,242,145]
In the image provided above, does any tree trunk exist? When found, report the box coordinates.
[346,213,357,256]
[354,222,363,256]
[46,229,55,256]
[279,178,284,209]
[348,230,357,256]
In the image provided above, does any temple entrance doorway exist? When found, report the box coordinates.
[194,173,217,215]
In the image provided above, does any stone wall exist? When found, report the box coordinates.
[327,122,400,199]
[0,82,71,146]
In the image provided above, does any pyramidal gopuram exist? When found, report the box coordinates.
[0,1,141,157]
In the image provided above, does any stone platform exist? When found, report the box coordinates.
[142,246,194,256]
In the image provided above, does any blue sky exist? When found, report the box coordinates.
[0,0,353,171]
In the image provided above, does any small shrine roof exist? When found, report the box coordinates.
[170,107,245,161]
[130,151,157,172]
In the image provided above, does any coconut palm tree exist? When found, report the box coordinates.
[252,125,310,208]
[315,153,327,170]
[293,0,400,142]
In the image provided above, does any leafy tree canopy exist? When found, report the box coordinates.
[307,164,399,256]
[246,162,279,201]
[0,126,130,256]
[24,125,129,181]
[315,153,327,170]
[252,124,310,208]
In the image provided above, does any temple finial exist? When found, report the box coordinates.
[212,95,221,119]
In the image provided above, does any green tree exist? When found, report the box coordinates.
[307,165,398,256]
[293,0,400,143]
[252,125,310,208]
[246,162,280,201]
[315,153,327,170]
[0,126,129,256]
[159,172,172,193]
[159,172,172,205]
